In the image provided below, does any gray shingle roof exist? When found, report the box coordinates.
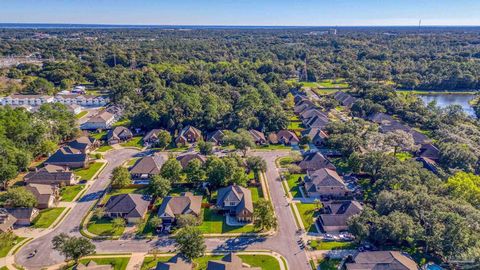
[207,253,261,270]
[104,194,150,218]
[157,192,202,218]
[216,185,253,215]
[45,147,87,164]
[130,156,165,175]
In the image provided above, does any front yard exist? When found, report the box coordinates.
[295,203,319,233]
[309,240,357,250]
[120,136,143,148]
[32,207,66,228]
[86,217,124,237]
[67,257,130,270]
[249,186,263,203]
[197,208,257,234]
[0,236,25,258]
[285,174,304,198]
[74,162,105,181]
[60,184,85,202]
[96,145,113,153]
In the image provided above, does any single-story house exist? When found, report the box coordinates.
[317,200,363,233]
[74,260,113,270]
[333,91,357,108]
[0,209,17,233]
[275,130,299,145]
[104,194,150,223]
[176,152,207,169]
[346,251,419,270]
[157,192,202,224]
[155,254,192,270]
[24,165,77,186]
[304,168,350,199]
[419,143,440,161]
[302,128,328,146]
[80,111,116,130]
[45,146,88,168]
[303,115,329,129]
[66,104,82,115]
[216,185,253,223]
[143,129,166,145]
[298,152,336,172]
[25,184,59,209]
[129,155,165,179]
[6,208,39,226]
[68,136,99,153]
[107,126,133,145]
[207,253,261,270]
[207,130,225,145]
[175,125,202,145]
[249,129,267,145]
[300,108,329,121]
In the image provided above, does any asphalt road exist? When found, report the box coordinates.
[16,149,310,270]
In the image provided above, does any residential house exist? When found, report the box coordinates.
[68,136,99,153]
[55,94,109,107]
[155,254,192,270]
[298,152,336,172]
[294,94,308,104]
[107,126,133,145]
[207,130,225,145]
[249,129,267,145]
[24,165,77,186]
[130,155,165,180]
[45,146,88,168]
[267,133,278,144]
[299,108,328,122]
[6,208,39,226]
[304,168,350,198]
[143,129,166,145]
[346,251,419,270]
[302,128,328,146]
[157,192,202,225]
[303,114,329,129]
[0,209,16,233]
[294,102,315,115]
[333,91,357,108]
[317,200,363,233]
[80,111,116,130]
[175,125,202,145]
[419,143,440,161]
[0,94,54,106]
[25,184,58,209]
[216,185,254,223]
[276,130,299,145]
[409,130,429,145]
[66,104,82,115]
[104,194,150,223]
[176,152,207,169]
[75,261,113,270]
[207,253,261,270]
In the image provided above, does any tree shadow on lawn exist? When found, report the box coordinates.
[212,235,267,252]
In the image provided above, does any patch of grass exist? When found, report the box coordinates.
[395,152,413,161]
[318,258,341,270]
[197,208,256,234]
[255,144,291,151]
[32,207,66,228]
[136,211,157,237]
[0,236,25,258]
[75,111,88,119]
[74,162,105,181]
[60,184,85,202]
[286,174,304,198]
[278,156,295,168]
[91,131,107,140]
[295,203,318,233]
[127,157,140,167]
[67,257,130,270]
[238,254,280,270]
[288,121,304,131]
[249,186,264,203]
[121,136,143,148]
[309,240,357,250]
[96,145,113,153]
[86,217,124,237]
[289,115,300,121]
[141,256,172,270]
[318,79,349,89]
[113,118,131,127]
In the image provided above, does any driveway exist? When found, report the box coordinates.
[16,149,311,270]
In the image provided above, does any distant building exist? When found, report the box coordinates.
[80,111,116,130]
[249,129,267,145]
[107,126,133,145]
[157,192,202,225]
[216,185,253,223]
[333,91,357,108]
[0,94,54,106]
[143,129,167,145]
[207,130,225,145]
[175,125,202,145]
[207,253,261,270]
[346,251,419,270]
[275,130,299,145]
[66,104,82,115]
[302,128,328,146]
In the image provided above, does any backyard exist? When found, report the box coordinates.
[295,203,319,233]
[32,207,66,228]
[74,162,105,181]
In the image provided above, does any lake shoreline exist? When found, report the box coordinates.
[396,90,479,95]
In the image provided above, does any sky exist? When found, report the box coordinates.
[1,0,480,26]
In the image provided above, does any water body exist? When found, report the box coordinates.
[418,93,476,117]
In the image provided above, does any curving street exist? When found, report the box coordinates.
[15,149,310,270]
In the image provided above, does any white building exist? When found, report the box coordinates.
[1,95,54,106]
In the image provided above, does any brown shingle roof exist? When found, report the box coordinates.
[104,194,150,218]
[130,156,165,175]
[157,192,202,218]
[346,251,419,270]
[216,185,253,215]
[207,253,261,270]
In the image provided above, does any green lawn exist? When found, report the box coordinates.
[288,121,304,131]
[60,185,85,202]
[278,156,296,168]
[74,162,105,181]
[91,131,107,140]
[87,217,124,237]
[255,144,291,151]
[113,118,131,127]
[121,136,143,148]
[32,207,66,228]
[0,236,25,258]
[127,157,140,167]
[318,79,349,89]
[67,257,130,270]
[136,211,157,237]
[395,152,414,161]
[286,174,304,198]
[295,203,318,233]
[197,208,256,234]
[101,187,149,204]
[75,111,88,119]
[141,254,279,270]
[318,258,341,270]
[249,186,264,203]
[96,145,113,152]
[309,240,357,250]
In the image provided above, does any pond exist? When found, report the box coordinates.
[418,93,476,117]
